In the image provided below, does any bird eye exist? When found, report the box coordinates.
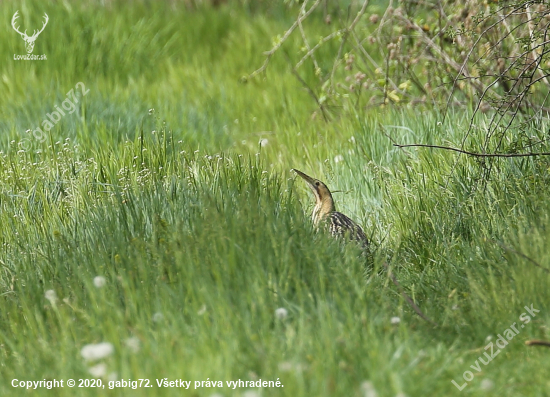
[315,182,320,186]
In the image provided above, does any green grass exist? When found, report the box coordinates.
[1,1,550,396]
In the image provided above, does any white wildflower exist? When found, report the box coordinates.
[278,361,293,372]
[259,138,269,147]
[45,290,57,305]
[125,337,140,353]
[81,342,114,361]
[88,363,107,377]
[275,307,288,320]
[480,379,494,390]
[278,361,304,373]
[334,154,344,163]
[360,381,378,397]
[390,316,401,325]
[93,276,106,288]
[152,312,164,322]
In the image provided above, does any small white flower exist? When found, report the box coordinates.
[197,305,207,316]
[259,138,269,147]
[88,363,107,377]
[93,276,106,288]
[360,381,377,397]
[45,290,57,304]
[480,379,494,390]
[278,361,293,372]
[390,316,401,325]
[278,361,304,373]
[334,154,344,163]
[125,337,140,353]
[152,312,164,322]
[275,307,288,320]
[81,342,114,361]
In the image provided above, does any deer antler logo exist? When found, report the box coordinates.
[11,11,49,54]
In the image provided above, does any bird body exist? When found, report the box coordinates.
[293,169,368,248]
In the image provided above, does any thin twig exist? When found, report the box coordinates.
[496,241,550,274]
[525,340,550,348]
[378,123,413,158]
[297,8,320,76]
[383,262,438,326]
[329,0,370,92]
[526,6,550,85]
[283,52,329,122]
[393,143,550,158]
[247,0,322,80]
[295,30,341,69]
[443,1,527,122]
[352,30,402,95]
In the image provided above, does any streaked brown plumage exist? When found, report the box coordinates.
[293,169,368,249]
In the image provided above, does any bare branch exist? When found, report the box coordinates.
[393,143,550,158]
[525,340,550,348]
[247,0,323,80]
[495,241,550,274]
[283,51,329,122]
[383,262,438,326]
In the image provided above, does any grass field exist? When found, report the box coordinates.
[1,1,550,396]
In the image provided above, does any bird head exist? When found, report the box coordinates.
[292,169,335,224]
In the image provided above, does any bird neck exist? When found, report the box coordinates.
[312,195,335,226]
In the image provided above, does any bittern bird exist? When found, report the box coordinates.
[293,169,369,249]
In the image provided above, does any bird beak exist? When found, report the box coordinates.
[292,169,317,191]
